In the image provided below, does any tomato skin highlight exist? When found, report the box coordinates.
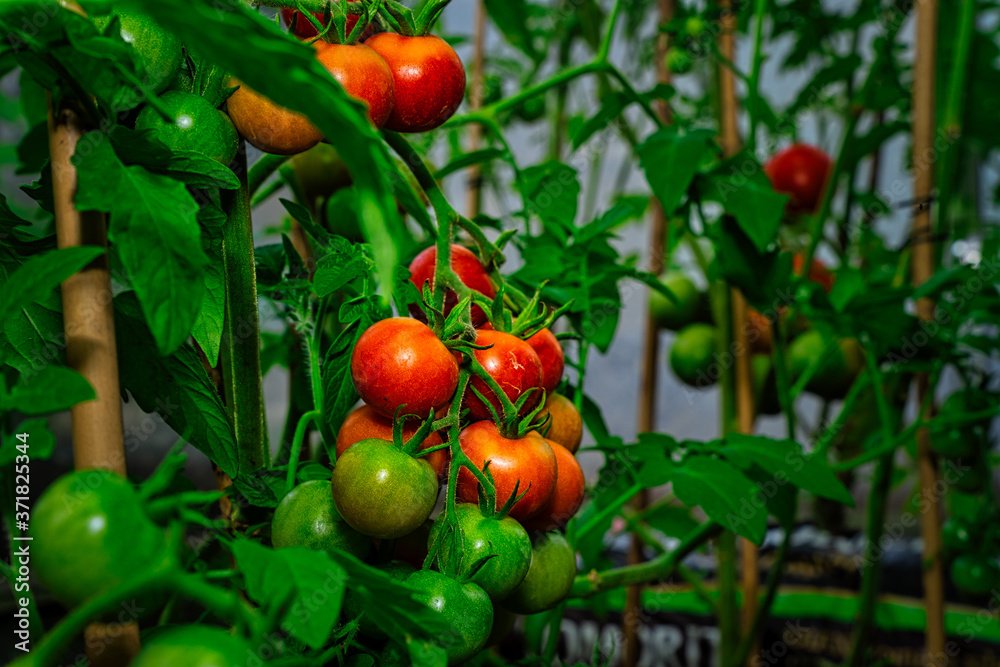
[315,43,395,127]
[430,503,532,599]
[543,393,584,453]
[408,244,495,327]
[457,421,557,522]
[135,91,238,164]
[765,143,832,214]
[503,532,576,614]
[132,626,253,666]
[521,440,585,532]
[366,33,467,133]
[337,404,448,479]
[351,317,459,419]
[405,570,493,664]
[227,79,322,155]
[332,438,439,539]
[465,330,544,421]
[30,470,170,609]
[271,479,371,559]
[526,328,565,395]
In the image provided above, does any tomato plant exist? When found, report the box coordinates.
[2,0,999,665]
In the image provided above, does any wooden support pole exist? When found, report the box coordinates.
[48,97,141,665]
[622,2,674,665]
[911,0,946,663]
[466,0,487,219]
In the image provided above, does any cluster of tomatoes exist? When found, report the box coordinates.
[228,8,467,156]
[272,244,586,661]
[934,387,1000,596]
[650,143,863,405]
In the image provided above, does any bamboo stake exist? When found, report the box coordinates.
[622,3,674,665]
[48,97,141,665]
[911,0,946,662]
[714,2,758,662]
[465,0,487,218]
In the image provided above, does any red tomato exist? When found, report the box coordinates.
[764,144,832,214]
[351,318,459,419]
[466,330,544,422]
[336,405,448,480]
[457,421,557,522]
[793,253,835,293]
[226,78,322,155]
[542,393,583,454]
[365,33,466,133]
[316,43,395,127]
[526,328,564,395]
[521,440,585,532]
[408,245,495,327]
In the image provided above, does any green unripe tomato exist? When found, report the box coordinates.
[513,95,546,123]
[931,427,978,458]
[649,271,703,331]
[332,438,439,539]
[271,480,371,560]
[941,518,975,553]
[951,460,988,493]
[503,532,576,615]
[951,554,999,596]
[685,16,708,37]
[665,47,694,75]
[30,470,171,609]
[132,626,253,667]
[429,503,532,600]
[135,91,238,164]
[751,353,781,415]
[94,9,183,95]
[323,188,364,242]
[669,323,719,388]
[291,143,353,209]
[406,570,493,664]
[787,330,864,400]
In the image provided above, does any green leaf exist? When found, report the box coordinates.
[114,292,238,478]
[6,366,94,415]
[0,246,104,322]
[719,434,854,506]
[321,298,384,439]
[702,152,788,253]
[232,539,346,650]
[110,127,240,190]
[0,418,56,467]
[642,504,698,539]
[313,238,367,298]
[671,456,767,544]
[520,161,580,230]
[434,148,505,180]
[637,127,713,214]
[711,217,791,308]
[483,0,539,61]
[571,92,631,150]
[190,252,225,366]
[75,134,207,355]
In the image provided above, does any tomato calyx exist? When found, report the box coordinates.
[379,0,453,37]
[465,351,549,438]
[290,0,376,46]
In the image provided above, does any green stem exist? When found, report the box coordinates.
[769,316,796,441]
[221,148,267,475]
[845,337,898,667]
[248,153,290,199]
[285,410,322,495]
[745,0,769,155]
[575,481,643,541]
[730,524,793,667]
[572,522,722,597]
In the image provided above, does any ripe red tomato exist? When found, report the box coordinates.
[281,8,360,39]
[521,440,585,532]
[456,421,557,522]
[351,318,459,419]
[336,404,448,479]
[408,245,495,327]
[764,144,832,214]
[526,328,564,395]
[543,393,583,453]
[466,330,544,421]
[316,43,395,127]
[226,78,322,155]
[365,33,467,133]
[793,253,835,292]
